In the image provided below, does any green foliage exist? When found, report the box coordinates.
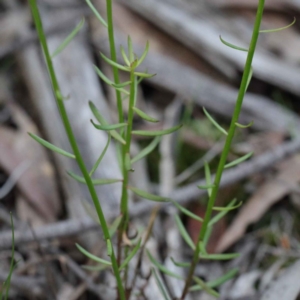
[27,0,295,298]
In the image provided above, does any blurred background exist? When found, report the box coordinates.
[0,0,300,299]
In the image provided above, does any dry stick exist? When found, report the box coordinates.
[1,137,300,250]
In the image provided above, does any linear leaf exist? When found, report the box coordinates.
[67,171,122,185]
[202,226,212,254]
[128,186,169,202]
[112,81,131,88]
[86,0,108,27]
[133,107,159,123]
[203,107,228,136]
[219,35,248,52]
[213,201,242,211]
[109,215,123,238]
[260,17,296,33]
[128,36,134,63]
[137,41,150,66]
[29,132,75,159]
[152,268,172,300]
[106,239,112,257]
[51,18,85,58]
[147,250,183,280]
[190,268,238,292]
[132,124,182,137]
[89,101,126,144]
[76,243,112,266]
[134,71,156,78]
[209,199,237,227]
[120,45,130,66]
[91,120,127,131]
[192,276,220,297]
[174,214,195,250]
[119,239,141,270]
[170,257,191,268]
[94,65,114,85]
[89,135,111,176]
[131,136,161,164]
[200,253,240,260]
[204,162,213,197]
[171,200,203,222]
[224,152,253,169]
[100,52,130,71]
[235,120,254,128]
[197,184,215,190]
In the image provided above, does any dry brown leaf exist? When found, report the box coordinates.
[0,103,61,224]
[216,155,300,252]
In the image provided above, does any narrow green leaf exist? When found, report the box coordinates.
[203,107,228,136]
[197,184,215,190]
[152,267,172,300]
[128,36,134,63]
[132,124,182,137]
[190,268,238,292]
[67,171,122,185]
[131,136,161,164]
[128,186,169,202]
[112,81,131,88]
[204,162,213,197]
[137,41,150,66]
[260,17,296,33]
[109,215,123,238]
[219,35,248,52]
[147,250,183,280]
[51,18,85,58]
[89,135,111,176]
[213,201,242,211]
[119,239,141,270]
[170,257,191,268]
[91,120,127,131]
[224,152,253,169]
[174,214,195,250]
[106,239,112,257]
[76,243,112,266]
[170,200,203,222]
[100,52,130,71]
[192,276,220,297]
[120,45,130,66]
[235,120,254,129]
[200,253,240,260]
[133,107,159,123]
[29,132,75,159]
[94,65,114,85]
[86,0,108,27]
[209,199,237,227]
[89,101,126,144]
[134,71,156,78]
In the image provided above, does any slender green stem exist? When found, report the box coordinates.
[28,1,125,299]
[117,71,136,265]
[106,0,123,123]
[180,1,265,298]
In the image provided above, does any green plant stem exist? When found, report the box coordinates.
[180,1,265,299]
[28,1,126,299]
[117,71,136,264]
[106,0,123,123]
